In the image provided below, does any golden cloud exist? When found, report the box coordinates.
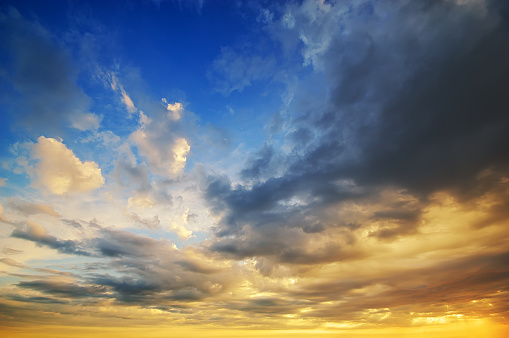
[33,136,104,195]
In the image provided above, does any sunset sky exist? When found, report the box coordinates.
[1,0,509,337]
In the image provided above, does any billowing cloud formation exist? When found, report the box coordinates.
[163,99,183,120]
[131,110,190,177]
[32,136,104,195]
[9,221,236,305]
[204,0,509,263]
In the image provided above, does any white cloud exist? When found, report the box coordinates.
[109,73,137,116]
[0,177,6,187]
[128,195,154,209]
[32,136,105,195]
[70,112,102,131]
[171,138,191,174]
[120,87,137,115]
[162,98,183,120]
[170,221,193,239]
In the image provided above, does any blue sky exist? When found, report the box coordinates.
[1,1,509,337]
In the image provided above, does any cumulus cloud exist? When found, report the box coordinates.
[201,0,509,276]
[0,178,7,187]
[32,136,104,195]
[162,98,183,120]
[130,110,190,177]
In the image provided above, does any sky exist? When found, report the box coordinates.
[0,0,509,337]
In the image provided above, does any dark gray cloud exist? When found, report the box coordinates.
[17,280,107,299]
[10,223,236,304]
[201,0,509,270]
[287,251,509,321]
[95,228,163,257]
[11,222,90,256]
[296,0,509,198]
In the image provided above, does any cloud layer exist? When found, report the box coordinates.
[1,0,508,336]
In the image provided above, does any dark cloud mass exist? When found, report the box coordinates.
[9,223,236,305]
[204,0,509,265]
[11,222,90,256]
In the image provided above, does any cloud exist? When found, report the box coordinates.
[0,204,7,223]
[162,98,183,120]
[8,294,71,305]
[0,178,6,187]
[1,247,23,255]
[70,112,102,131]
[121,89,137,115]
[170,220,193,240]
[276,0,509,198]
[113,144,150,189]
[2,0,509,332]
[130,110,190,177]
[108,73,137,116]
[18,280,107,299]
[5,198,60,217]
[0,257,27,268]
[128,212,161,229]
[0,7,91,135]
[11,220,90,256]
[208,46,277,95]
[10,222,237,305]
[199,0,509,277]
[32,136,104,195]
